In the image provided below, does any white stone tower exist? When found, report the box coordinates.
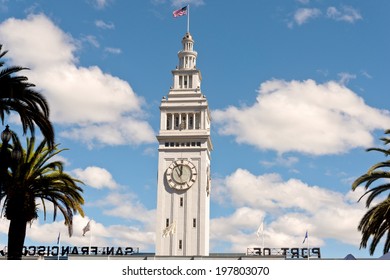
[155,32,212,256]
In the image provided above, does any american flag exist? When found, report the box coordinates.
[173,6,188,18]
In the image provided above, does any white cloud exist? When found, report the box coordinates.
[211,169,365,252]
[61,116,154,148]
[213,79,390,155]
[211,207,266,252]
[216,169,343,212]
[72,166,119,189]
[23,215,155,251]
[0,14,155,147]
[95,19,115,30]
[99,192,156,227]
[0,180,157,250]
[0,14,77,67]
[105,47,122,54]
[293,8,321,25]
[50,154,70,167]
[289,5,362,28]
[82,35,100,48]
[0,175,156,251]
[171,0,204,8]
[361,71,372,79]
[338,72,356,85]
[90,0,111,9]
[260,155,299,168]
[327,6,362,23]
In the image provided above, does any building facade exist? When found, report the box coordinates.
[155,32,212,256]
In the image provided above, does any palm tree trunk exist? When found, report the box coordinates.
[7,218,27,260]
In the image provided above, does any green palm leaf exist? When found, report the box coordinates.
[1,135,84,259]
[352,132,390,255]
[0,45,54,147]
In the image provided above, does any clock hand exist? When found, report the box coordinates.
[175,168,181,178]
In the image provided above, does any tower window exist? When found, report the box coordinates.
[193,218,196,228]
[166,219,170,227]
[180,114,186,130]
[189,115,194,129]
[189,75,193,88]
[195,113,200,129]
[180,197,184,207]
[167,113,172,130]
[179,240,182,250]
[179,75,183,88]
[174,114,180,129]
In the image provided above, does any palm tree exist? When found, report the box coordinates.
[352,129,390,255]
[0,44,54,148]
[0,132,84,260]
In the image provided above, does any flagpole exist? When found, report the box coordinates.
[303,230,310,260]
[262,230,264,254]
[307,231,310,261]
[187,5,190,33]
[57,232,61,260]
[89,221,92,255]
[82,219,92,254]
[261,221,264,254]
[256,220,264,256]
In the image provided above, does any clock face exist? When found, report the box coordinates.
[172,164,191,184]
[166,160,197,190]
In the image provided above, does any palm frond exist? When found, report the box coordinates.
[4,136,84,238]
[352,130,390,255]
[0,47,54,147]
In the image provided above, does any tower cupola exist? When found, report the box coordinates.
[178,32,197,70]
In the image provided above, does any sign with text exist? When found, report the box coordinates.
[247,247,321,259]
[0,246,139,257]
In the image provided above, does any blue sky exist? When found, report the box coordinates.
[0,0,389,258]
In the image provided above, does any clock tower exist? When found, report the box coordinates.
[155,32,212,256]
